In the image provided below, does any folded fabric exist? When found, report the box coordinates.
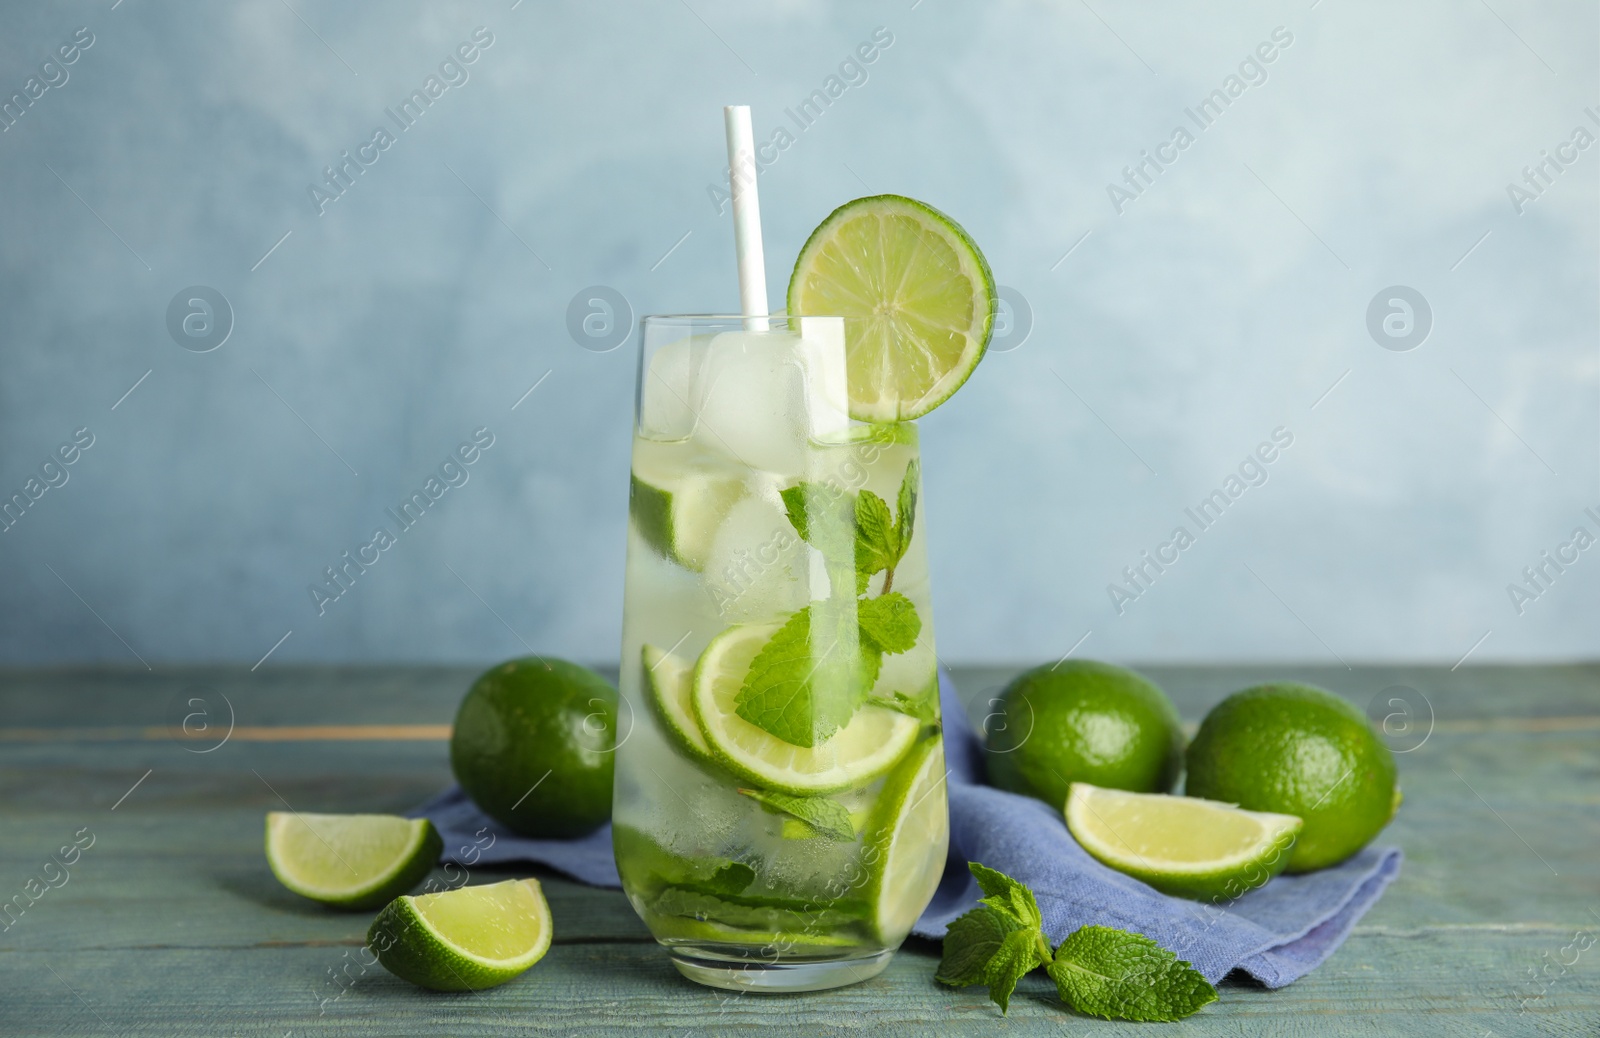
[415,670,1400,987]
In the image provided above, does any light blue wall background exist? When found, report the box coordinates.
[0,0,1595,667]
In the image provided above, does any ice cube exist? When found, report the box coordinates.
[639,334,712,440]
[688,326,856,473]
[688,329,813,473]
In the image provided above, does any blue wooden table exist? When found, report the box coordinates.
[1,663,1595,1035]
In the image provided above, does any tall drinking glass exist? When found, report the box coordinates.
[612,314,948,992]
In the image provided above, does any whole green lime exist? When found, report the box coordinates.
[983,660,1183,808]
[450,657,617,838]
[1185,683,1399,873]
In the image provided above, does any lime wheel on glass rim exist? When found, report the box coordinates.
[787,194,996,423]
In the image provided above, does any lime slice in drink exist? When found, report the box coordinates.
[642,643,715,763]
[861,738,949,941]
[1065,783,1303,901]
[264,812,441,910]
[630,459,744,572]
[369,878,553,991]
[787,194,995,423]
[691,623,918,795]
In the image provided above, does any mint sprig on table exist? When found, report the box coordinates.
[733,462,927,747]
[937,863,1217,1021]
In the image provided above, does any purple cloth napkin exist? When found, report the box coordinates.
[415,670,1400,986]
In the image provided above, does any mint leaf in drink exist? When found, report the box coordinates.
[780,482,855,560]
[738,788,855,840]
[704,861,756,896]
[734,605,880,747]
[970,862,1043,930]
[781,462,920,595]
[936,904,1020,987]
[853,490,897,580]
[869,690,938,725]
[856,592,920,654]
[1046,925,1217,1022]
[780,482,880,596]
[893,458,918,563]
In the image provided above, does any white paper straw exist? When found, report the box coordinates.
[723,105,769,331]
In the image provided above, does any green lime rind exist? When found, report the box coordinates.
[641,643,717,764]
[1184,682,1399,873]
[369,878,552,992]
[690,622,919,795]
[861,736,950,942]
[264,812,441,911]
[629,468,744,572]
[1065,783,1302,902]
[629,472,675,560]
[787,194,995,423]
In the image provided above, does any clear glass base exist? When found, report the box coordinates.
[669,948,894,992]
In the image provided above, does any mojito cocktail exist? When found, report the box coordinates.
[613,314,948,990]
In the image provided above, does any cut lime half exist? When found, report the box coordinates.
[691,623,918,795]
[787,194,995,422]
[642,643,715,764]
[630,459,744,572]
[861,738,949,941]
[369,877,553,991]
[1065,783,1302,901]
[264,812,441,910]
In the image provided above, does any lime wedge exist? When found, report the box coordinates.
[264,812,441,910]
[787,194,995,422]
[369,878,553,991]
[642,643,715,763]
[690,622,918,794]
[1065,783,1303,901]
[630,458,744,572]
[861,738,949,941]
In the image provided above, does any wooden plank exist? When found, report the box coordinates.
[1,933,1594,1037]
